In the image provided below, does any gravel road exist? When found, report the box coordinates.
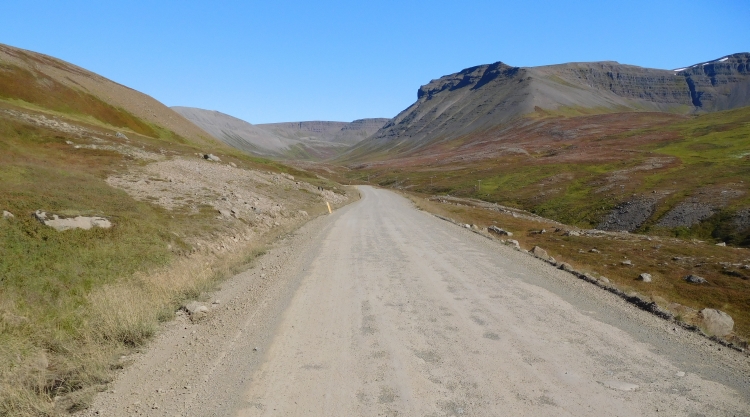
[82,186,750,416]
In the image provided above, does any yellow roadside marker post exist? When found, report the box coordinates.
[326,202,332,214]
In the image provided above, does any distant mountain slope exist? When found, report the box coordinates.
[0,43,216,146]
[172,106,387,159]
[348,53,749,158]
[258,119,389,145]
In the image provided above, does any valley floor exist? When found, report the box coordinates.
[80,187,749,416]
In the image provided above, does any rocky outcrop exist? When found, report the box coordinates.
[32,210,112,231]
[675,53,750,111]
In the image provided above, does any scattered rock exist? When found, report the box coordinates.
[218,209,232,217]
[638,273,652,283]
[716,242,727,247]
[488,226,512,236]
[557,262,574,272]
[470,224,478,230]
[684,274,708,284]
[2,210,13,219]
[464,224,471,229]
[183,301,209,320]
[297,210,308,217]
[676,371,686,377]
[589,248,600,253]
[564,230,581,237]
[281,173,295,181]
[531,246,551,261]
[698,308,734,336]
[115,132,128,140]
[203,153,221,162]
[229,162,237,168]
[621,260,633,266]
[598,276,610,284]
[657,201,716,228]
[507,239,520,249]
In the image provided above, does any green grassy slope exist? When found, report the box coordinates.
[347,107,750,245]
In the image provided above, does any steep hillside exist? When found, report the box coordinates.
[348,53,749,158]
[0,43,216,146]
[173,106,387,160]
[0,44,356,415]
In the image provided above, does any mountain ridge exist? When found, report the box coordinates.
[172,106,388,160]
[346,53,750,159]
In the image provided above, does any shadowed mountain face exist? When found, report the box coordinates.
[172,106,387,160]
[349,53,750,158]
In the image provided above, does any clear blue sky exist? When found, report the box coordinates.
[2,0,748,123]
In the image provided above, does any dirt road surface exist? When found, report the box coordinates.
[83,186,750,416]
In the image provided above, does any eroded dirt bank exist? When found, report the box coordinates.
[82,187,750,416]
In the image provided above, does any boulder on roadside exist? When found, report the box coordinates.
[698,308,734,336]
[183,301,209,320]
[203,153,221,162]
[218,209,231,217]
[684,274,708,284]
[557,262,574,272]
[564,230,581,237]
[531,246,551,261]
[507,239,520,249]
[716,242,727,246]
[638,273,652,283]
[488,226,512,236]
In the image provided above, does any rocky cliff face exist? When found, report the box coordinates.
[353,53,750,157]
[676,53,750,110]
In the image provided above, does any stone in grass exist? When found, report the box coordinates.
[2,210,13,219]
[621,260,633,266]
[638,273,652,283]
[684,275,708,284]
[488,226,513,236]
[557,262,574,272]
[531,246,551,261]
[183,301,209,320]
[698,308,734,337]
[716,242,727,247]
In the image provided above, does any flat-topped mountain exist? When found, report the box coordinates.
[349,53,749,157]
[172,106,387,159]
